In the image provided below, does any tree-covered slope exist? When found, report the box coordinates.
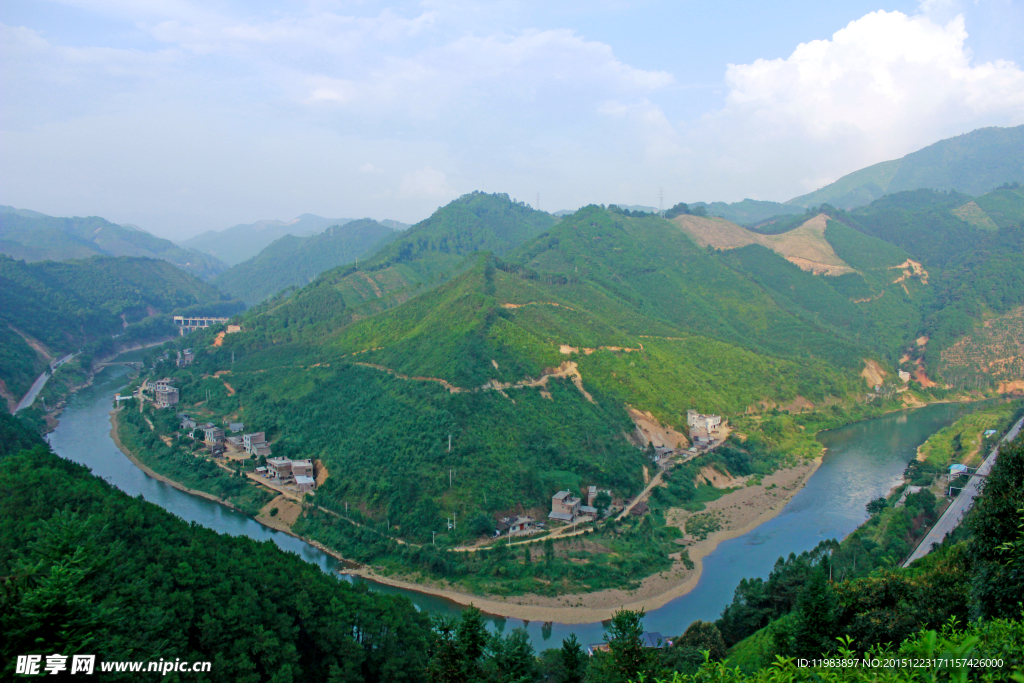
[0,255,234,402]
[0,207,227,280]
[191,206,899,559]
[816,188,1024,386]
[213,218,398,306]
[242,192,559,343]
[0,411,431,682]
[788,125,1024,209]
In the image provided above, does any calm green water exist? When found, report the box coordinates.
[48,364,992,649]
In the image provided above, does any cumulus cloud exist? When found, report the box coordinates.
[694,9,1024,196]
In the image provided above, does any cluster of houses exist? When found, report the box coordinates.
[256,457,316,493]
[687,409,722,448]
[176,349,195,368]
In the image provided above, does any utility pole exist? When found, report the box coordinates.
[536,192,540,211]
[448,434,452,452]
[659,187,664,214]
[433,531,436,545]
[449,469,452,488]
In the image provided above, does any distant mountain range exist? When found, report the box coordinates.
[180,214,411,266]
[213,219,399,306]
[0,207,226,280]
[787,125,1024,209]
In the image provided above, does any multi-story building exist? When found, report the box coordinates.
[549,490,581,523]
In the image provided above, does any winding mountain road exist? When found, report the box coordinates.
[903,415,1024,567]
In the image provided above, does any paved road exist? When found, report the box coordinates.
[14,352,78,413]
[903,415,1024,567]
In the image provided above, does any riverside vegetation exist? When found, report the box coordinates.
[6,407,1023,682]
[6,127,1024,680]
[118,179,1024,599]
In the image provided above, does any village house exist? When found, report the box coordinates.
[294,475,315,493]
[267,457,293,481]
[179,414,197,431]
[549,490,581,523]
[227,422,244,433]
[202,425,225,446]
[243,432,272,457]
[291,459,314,478]
[176,349,195,367]
[154,385,179,409]
[225,435,245,452]
[495,516,537,537]
[687,409,722,433]
[690,428,714,447]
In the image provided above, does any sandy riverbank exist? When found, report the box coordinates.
[344,456,822,624]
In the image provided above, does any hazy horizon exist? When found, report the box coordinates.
[3,0,1023,240]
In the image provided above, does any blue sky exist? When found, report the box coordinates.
[2,0,1023,238]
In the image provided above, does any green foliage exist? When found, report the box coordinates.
[0,418,431,682]
[788,124,1024,209]
[967,438,1024,619]
[0,254,235,398]
[214,219,397,305]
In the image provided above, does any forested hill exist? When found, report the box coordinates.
[183,202,926,566]
[0,206,226,280]
[0,255,237,406]
[213,218,398,306]
[242,191,559,338]
[787,125,1024,209]
[0,411,431,681]
[816,184,1024,386]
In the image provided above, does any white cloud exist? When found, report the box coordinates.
[698,9,1024,196]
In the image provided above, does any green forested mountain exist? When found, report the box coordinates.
[817,186,1024,384]
[156,201,925,592]
[0,255,235,404]
[242,191,558,340]
[788,125,1024,209]
[0,411,431,682]
[213,218,398,306]
[0,207,227,280]
[121,168,1024,599]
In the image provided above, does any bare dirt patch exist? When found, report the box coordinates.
[999,380,1024,394]
[861,359,887,387]
[627,407,689,449]
[891,260,930,285]
[10,326,53,362]
[314,460,330,486]
[673,213,855,275]
[256,495,303,531]
[696,465,743,489]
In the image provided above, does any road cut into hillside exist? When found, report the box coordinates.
[344,456,821,624]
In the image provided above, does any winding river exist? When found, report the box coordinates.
[48,362,989,649]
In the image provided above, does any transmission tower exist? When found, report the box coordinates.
[659,187,664,214]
